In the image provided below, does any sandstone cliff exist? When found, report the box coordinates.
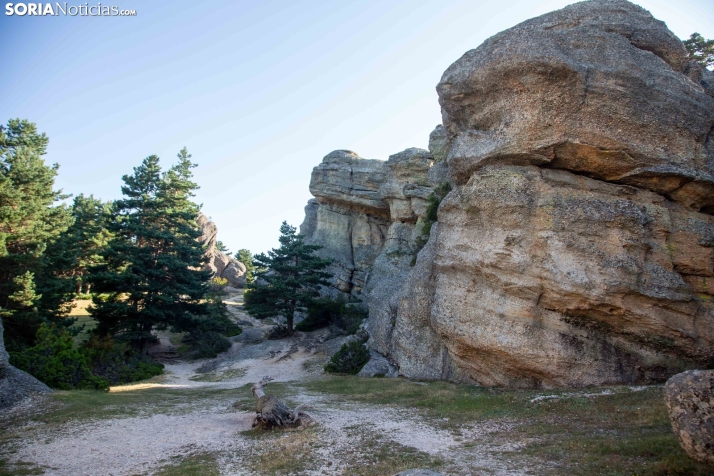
[197,213,247,288]
[300,0,714,387]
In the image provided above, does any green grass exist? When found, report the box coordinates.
[66,299,98,345]
[154,452,221,476]
[299,376,714,476]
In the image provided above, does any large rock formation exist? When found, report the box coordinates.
[197,213,247,288]
[0,318,52,408]
[664,370,714,465]
[299,0,714,387]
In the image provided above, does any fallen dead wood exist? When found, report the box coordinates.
[250,376,310,429]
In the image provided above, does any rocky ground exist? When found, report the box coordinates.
[0,291,709,476]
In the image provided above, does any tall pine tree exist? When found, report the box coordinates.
[244,222,332,334]
[0,119,73,350]
[89,149,212,353]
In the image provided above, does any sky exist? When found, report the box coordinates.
[1,0,713,255]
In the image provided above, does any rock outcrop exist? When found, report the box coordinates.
[0,318,52,408]
[664,370,714,465]
[197,213,247,288]
[299,0,714,387]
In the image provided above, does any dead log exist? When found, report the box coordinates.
[250,376,309,429]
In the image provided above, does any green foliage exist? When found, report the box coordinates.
[0,119,73,350]
[216,240,231,256]
[89,148,213,352]
[266,323,292,340]
[332,305,368,335]
[236,248,257,284]
[324,338,370,374]
[295,298,367,335]
[244,221,332,334]
[411,182,452,266]
[80,335,163,385]
[295,298,343,331]
[181,294,241,358]
[36,194,113,325]
[684,33,714,69]
[9,324,108,390]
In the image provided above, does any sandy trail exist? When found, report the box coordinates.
[1,292,541,475]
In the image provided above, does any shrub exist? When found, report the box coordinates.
[331,305,368,336]
[181,294,241,358]
[10,324,108,390]
[81,335,163,384]
[295,299,367,335]
[411,182,451,266]
[295,298,343,331]
[267,323,291,340]
[324,338,370,375]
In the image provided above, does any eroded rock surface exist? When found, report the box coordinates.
[197,213,247,288]
[665,370,714,465]
[438,0,714,214]
[299,0,714,387]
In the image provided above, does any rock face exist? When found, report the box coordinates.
[197,213,247,288]
[299,0,714,387]
[664,370,714,465]
[0,318,52,408]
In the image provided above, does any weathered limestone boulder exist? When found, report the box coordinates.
[0,318,52,408]
[664,370,714,465]
[300,0,714,387]
[197,213,247,288]
[401,166,713,386]
[438,0,714,214]
[300,150,396,296]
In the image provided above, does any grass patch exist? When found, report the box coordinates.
[247,427,319,474]
[67,300,97,345]
[300,376,714,475]
[154,452,220,476]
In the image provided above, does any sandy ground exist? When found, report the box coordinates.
[1,292,544,476]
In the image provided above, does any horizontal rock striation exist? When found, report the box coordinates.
[299,0,714,387]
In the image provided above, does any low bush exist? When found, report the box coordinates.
[81,335,163,384]
[295,298,343,331]
[10,324,108,390]
[267,323,291,340]
[324,338,370,375]
[331,305,367,336]
[181,294,241,358]
[295,298,367,335]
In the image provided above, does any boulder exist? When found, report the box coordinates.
[0,318,52,408]
[438,0,714,213]
[197,213,247,288]
[664,370,714,465]
[299,0,714,388]
[357,350,399,378]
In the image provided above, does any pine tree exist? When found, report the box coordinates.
[685,33,714,69]
[236,248,257,284]
[0,119,73,350]
[36,194,113,323]
[244,222,332,334]
[89,149,212,353]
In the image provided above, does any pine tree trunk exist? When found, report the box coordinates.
[250,376,308,429]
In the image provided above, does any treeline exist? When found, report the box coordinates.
[0,119,238,389]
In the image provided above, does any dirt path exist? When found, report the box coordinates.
[0,292,544,475]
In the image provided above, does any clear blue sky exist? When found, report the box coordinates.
[2,0,712,255]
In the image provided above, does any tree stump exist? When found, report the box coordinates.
[251,376,309,429]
